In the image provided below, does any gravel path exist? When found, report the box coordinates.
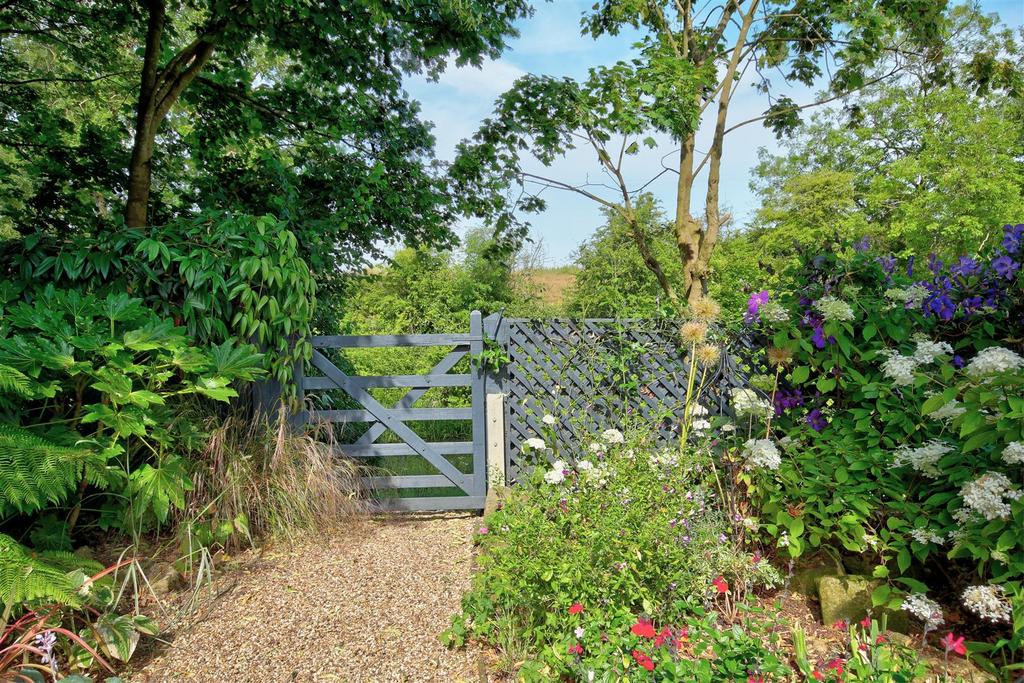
[131,512,483,683]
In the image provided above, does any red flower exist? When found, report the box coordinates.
[568,643,584,656]
[825,658,845,675]
[812,672,824,681]
[940,632,967,656]
[859,616,872,629]
[832,619,848,630]
[631,619,656,639]
[748,675,765,683]
[858,643,868,652]
[568,602,584,615]
[654,626,673,647]
[712,576,729,593]
[875,635,887,645]
[631,649,655,672]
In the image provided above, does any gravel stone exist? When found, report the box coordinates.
[131,512,483,682]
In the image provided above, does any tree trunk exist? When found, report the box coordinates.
[124,0,165,229]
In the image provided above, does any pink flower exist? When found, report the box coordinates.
[631,619,656,639]
[748,675,765,683]
[712,576,729,594]
[631,649,655,672]
[654,626,672,647]
[568,602,584,615]
[568,643,583,656]
[477,526,489,535]
[940,632,967,656]
[832,619,847,630]
[859,616,871,629]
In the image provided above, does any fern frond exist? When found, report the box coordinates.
[0,533,101,608]
[0,363,34,398]
[0,424,105,518]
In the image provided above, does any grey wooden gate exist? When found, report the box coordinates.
[488,317,767,481]
[295,311,487,511]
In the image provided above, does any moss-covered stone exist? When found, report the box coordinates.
[791,564,841,595]
[817,575,910,633]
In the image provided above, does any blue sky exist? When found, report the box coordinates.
[406,1,1024,265]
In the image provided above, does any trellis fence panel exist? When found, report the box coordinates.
[487,316,768,482]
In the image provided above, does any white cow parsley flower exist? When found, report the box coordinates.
[962,585,1012,623]
[901,593,944,629]
[965,346,1024,377]
[1002,441,1024,465]
[814,296,855,322]
[742,438,781,470]
[892,440,951,478]
[960,472,1022,520]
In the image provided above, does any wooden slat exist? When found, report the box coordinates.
[312,334,478,348]
[310,407,472,422]
[303,374,472,390]
[363,475,461,489]
[336,441,474,458]
[369,496,485,512]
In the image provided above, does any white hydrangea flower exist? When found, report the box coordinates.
[901,593,944,629]
[912,339,954,365]
[523,437,546,451]
[541,414,556,425]
[879,350,918,386]
[892,440,952,478]
[589,441,606,454]
[601,428,625,444]
[759,300,790,324]
[720,423,736,433]
[1002,441,1024,465]
[962,585,1012,623]
[742,438,781,470]
[543,460,566,484]
[731,388,771,417]
[960,472,1022,520]
[814,296,855,322]
[885,285,929,307]
[909,528,945,545]
[575,459,593,472]
[927,400,965,421]
[965,346,1024,377]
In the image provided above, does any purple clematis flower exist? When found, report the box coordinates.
[992,255,1020,279]
[1003,223,1024,254]
[951,256,980,278]
[854,236,871,252]
[805,409,828,432]
[811,325,827,349]
[923,293,956,321]
[745,290,770,322]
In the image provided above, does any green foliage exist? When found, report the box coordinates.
[0,533,101,609]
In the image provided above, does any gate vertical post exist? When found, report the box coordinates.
[469,310,487,498]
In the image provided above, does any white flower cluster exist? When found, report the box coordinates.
[576,459,612,487]
[589,441,606,454]
[731,388,771,417]
[892,440,951,478]
[927,399,966,421]
[879,338,951,386]
[959,472,1022,520]
[884,285,929,307]
[965,346,1024,377]
[601,428,625,444]
[649,448,679,469]
[1002,441,1024,465]
[524,437,546,451]
[962,585,1012,623]
[742,438,781,470]
[543,460,567,485]
[909,528,945,545]
[542,414,557,425]
[901,593,944,629]
[814,296,855,322]
[758,301,790,324]
[912,339,954,365]
[879,350,918,386]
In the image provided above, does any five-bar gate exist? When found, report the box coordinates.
[295,311,487,511]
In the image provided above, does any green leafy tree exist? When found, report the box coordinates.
[749,6,1024,258]
[451,0,947,307]
[0,0,531,268]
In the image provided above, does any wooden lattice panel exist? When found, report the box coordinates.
[495,318,768,481]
